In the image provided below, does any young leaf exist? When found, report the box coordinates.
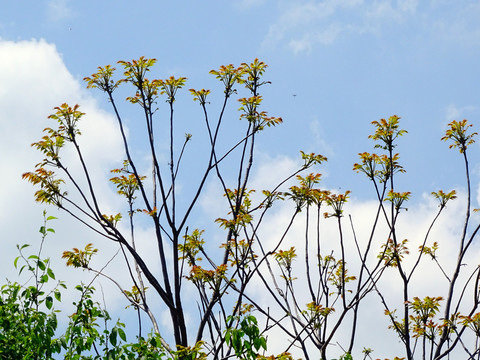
[13,256,20,269]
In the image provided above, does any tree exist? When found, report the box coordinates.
[0,212,63,359]
[352,117,480,360]
[23,58,316,358]
[0,212,180,359]
[23,58,480,359]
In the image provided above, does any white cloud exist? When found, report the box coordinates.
[308,118,335,157]
[262,0,361,51]
[366,0,418,21]
[261,0,424,54]
[47,0,73,22]
[234,0,267,9]
[0,38,127,309]
[434,2,480,47]
[445,104,462,123]
[444,104,477,124]
[399,0,418,13]
[289,23,343,54]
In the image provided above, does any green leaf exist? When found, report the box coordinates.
[109,327,118,346]
[149,337,157,347]
[54,290,62,301]
[254,337,266,351]
[118,327,126,342]
[37,260,46,271]
[18,265,26,275]
[45,295,53,309]
[47,267,55,279]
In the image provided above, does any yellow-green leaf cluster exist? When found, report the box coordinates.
[62,243,98,269]
[441,119,477,153]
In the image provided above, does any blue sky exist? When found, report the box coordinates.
[3,0,480,192]
[1,0,480,358]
